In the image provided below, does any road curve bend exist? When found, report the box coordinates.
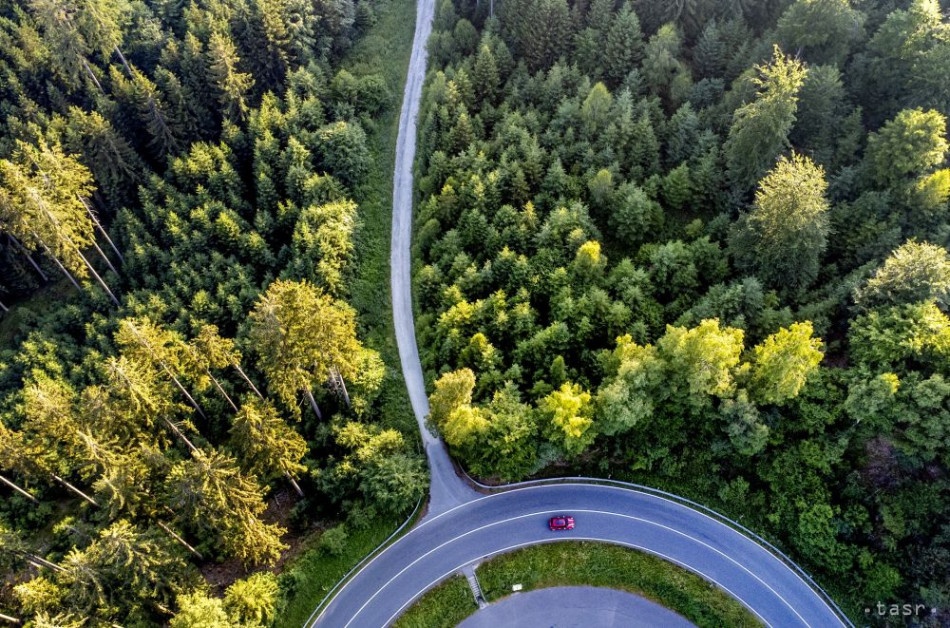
[311,484,848,627]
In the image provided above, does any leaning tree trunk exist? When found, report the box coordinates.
[80,196,124,264]
[113,45,132,76]
[49,473,98,507]
[304,388,322,420]
[33,233,82,291]
[74,246,120,306]
[0,474,37,503]
[162,417,199,455]
[7,235,48,282]
[156,521,203,559]
[0,610,21,624]
[0,300,8,313]
[233,362,264,399]
[208,372,239,412]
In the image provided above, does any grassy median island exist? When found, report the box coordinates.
[394,576,475,628]
[394,542,763,628]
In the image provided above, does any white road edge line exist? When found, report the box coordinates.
[381,537,772,628]
[343,509,810,628]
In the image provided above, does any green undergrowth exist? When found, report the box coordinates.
[276,518,397,628]
[395,542,762,628]
[347,0,418,437]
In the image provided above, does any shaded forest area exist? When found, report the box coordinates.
[417,0,950,620]
[0,0,427,625]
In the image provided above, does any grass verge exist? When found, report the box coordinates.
[276,519,397,628]
[394,542,762,628]
[393,576,475,628]
[347,0,418,437]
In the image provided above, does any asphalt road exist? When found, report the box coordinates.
[311,484,847,627]
[389,0,477,515]
[458,586,696,627]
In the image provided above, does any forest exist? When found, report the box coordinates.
[0,0,428,625]
[416,0,950,620]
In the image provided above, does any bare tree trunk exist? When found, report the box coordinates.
[0,474,38,503]
[20,552,63,573]
[162,418,199,454]
[233,362,264,399]
[81,57,103,92]
[80,196,124,264]
[92,241,119,276]
[124,322,208,421]
[284,470,304,497]
[75,247,120,306]
[33,234,82,291]
[304,388,322,420]
[332,367,351,408]
[8,235,48,282]
[209,372,239,412]
[113,45,132,76]
[0,300,7,313]
[166,370,208,421]
[0,611,21,624]
[50,473,99,507]
[156,521,203,559]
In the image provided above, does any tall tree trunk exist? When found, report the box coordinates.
[125,323,207,420]
[0,611,21,624]
[209,372,239,412]
[49,473,99,507]
[0,474,37,503]
[81,57,103,92]
[156,521,203,559]
[284,469,304,497]
[80,196,124,264]
[0,300,8,313]
[113,45,132,76]
[305,388,322,420]
[92,241,119,276]
[33,233,82,291]
[75,247,120,306]
[20,552,64,573]
[162,418,199,454]
[332,367,351,408]
[8,235,48,282]
[233,362,264,399]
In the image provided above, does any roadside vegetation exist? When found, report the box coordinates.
[417,0,950,620]
[395,542,761,628]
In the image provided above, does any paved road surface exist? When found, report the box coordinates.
[458,586,696,628]
[389,0,478,515]
[311,485,847,627]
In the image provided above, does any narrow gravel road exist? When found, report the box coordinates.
[390,0,479,514]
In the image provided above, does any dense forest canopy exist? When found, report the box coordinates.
[417,0,950,619]
[0,0,427,625]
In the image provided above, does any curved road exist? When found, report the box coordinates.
[310,0,852,624]
[313,485,846,627]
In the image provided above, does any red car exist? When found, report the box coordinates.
[548,515,575,531]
